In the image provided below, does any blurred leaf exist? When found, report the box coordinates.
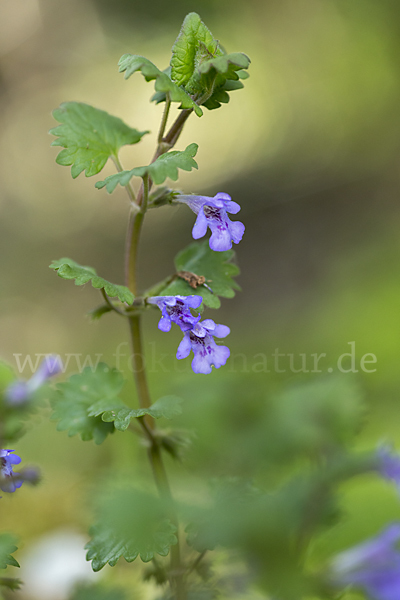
[0,363,14,397]
[50,258,134,304]
[50,364,124,444]
[88,395,183,431]
[118,55,202,116]
[86,487,177,571]
[96,143,198,192]
[0,535,19,569]
[50,102,148,178]
[268,377,365,460]
[0,577,22,591]
[160,241,240,309]
[69,583,127,600]
[88,304,113,321]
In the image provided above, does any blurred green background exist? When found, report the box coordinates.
[1,0,400,598]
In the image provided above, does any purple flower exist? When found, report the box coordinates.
[331,524,400,600]
[148,295,202,332]
[0,450,22,493]
[376,444,400,492]
[176,193,245,252]
[176,319,230,374]
[5,355,63,406]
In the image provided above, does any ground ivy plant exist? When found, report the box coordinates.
[3,12,400,600]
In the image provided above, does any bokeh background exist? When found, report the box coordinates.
[1,0,400,598]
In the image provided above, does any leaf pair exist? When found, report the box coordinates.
[95,143,198,193]
[50,102,199,190]
[50,364,182,443]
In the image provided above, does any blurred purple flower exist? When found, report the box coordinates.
[5,355,63,406]
[0,449,22,493]
[177,319,230,374]
[332,524,400,600]
[148,295,202,332]
[376,445,400,491]
[176,192,245,252]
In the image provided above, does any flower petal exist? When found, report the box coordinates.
[176,334,192,359]
[192,209,208,239]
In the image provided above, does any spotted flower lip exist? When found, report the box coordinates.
[176,318,230,374]
[176,192,245,252]
[5,355,63,406]
[0,449,22,493]
[147,295,202,333]
[331,524,400,600]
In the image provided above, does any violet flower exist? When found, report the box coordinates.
[176,319,230,374]
[176,192,245,252]
[0,449,22,493]
[331,524,400,600]
[5,355,63,406]
[148,295,202,332]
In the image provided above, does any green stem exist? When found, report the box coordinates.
[112,156,137,205]
[100,289,127,317]
[123,103,194,600]
[158,95,172,143]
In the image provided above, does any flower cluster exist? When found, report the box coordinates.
[148,296,230,374]
[148,192,244,373]
[176,192,245,252]
[0,449,22,493]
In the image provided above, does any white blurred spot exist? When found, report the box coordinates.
[20,529,100,600]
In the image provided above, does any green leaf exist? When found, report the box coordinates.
[170,13,221,92]
[70,584,127,600]
[85,526,139,571]
[86,488,177,570]
[159,241,240,309]
[88,396,183,432]
[118,56,202,116]
[0,535,19,570]
[50,364,125,444]
[96,143,198,193]
[197,52,250,82]
[171,14,250,106]
[50,258,134,304]
[0,577,22,591]
[88,304,113,321]
[50,102,148,178]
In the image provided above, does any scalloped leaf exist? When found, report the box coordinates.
[0,535,19,570]
[50,258,134,304]
[50,364,125,444]
[50,102,148,178]
[95,143,198,193]
[88,396,183,432]
[86,488,177,571]
[159,241,240,309]
[118,55,202,116]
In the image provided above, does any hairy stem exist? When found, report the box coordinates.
[158,96,172,143]
[124,105,194,600]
